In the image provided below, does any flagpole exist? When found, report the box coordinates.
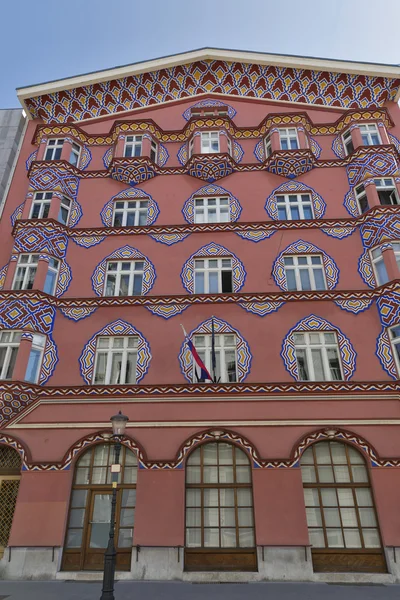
[211,317,217,383]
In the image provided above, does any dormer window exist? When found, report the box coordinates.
[200,131,220,154]
[124,135,142,158]
[69,142,81,167]
[190,107,228,118]
[44,139,64,161]
[359,124,381,146]
[279,128,299,150]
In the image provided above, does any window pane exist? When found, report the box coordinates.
[321,489,338,506]
[186,529,201,547]
[25,348,42,383]
[330,443,347,463]
[221,528,236,548]
[337,489,354,506]
[334,465,351,483]
[66,529,83,548]
[311,348,325,380]
[315,444,331,464]
[122,489,136,507]
[120,508,135,527]
[75,468,90,485]
[313,269,326,290]
[304,488,319,507]
[236,489,251,506]
[344,529,362,548]
[285,269,297,291]
[306,507,322,527]
[238,528,254,548]
[194,271,205,294]
[352,465,368,483]
[290,205,300,220]
[219,466,234,484]
[208,271,219,293]
[204,528,219,547]
[359,508,377,527]
[318,466,334,483]
[71,490,88,508]
[186,466,201,483]
[309,529,325,548]
[204,489,218,507]
[118,529,133,548]
[340,507,358,527]
[363,529,381,548]
[327,529,344,548]
[220,507,236,526]
[301,465,316,483]
[323,508,341,527]
[236,466,251,483]
[69,509,85,528]
[355,489,373,507]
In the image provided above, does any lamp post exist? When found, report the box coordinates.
[100,410,129,600]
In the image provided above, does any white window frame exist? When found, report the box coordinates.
[12,254,39,290]
[188,137,195,158]
[342,130,354,156]
[58,195,72,226]
[373,178,399,206]
[370,242,400,286]
[389,325,400,376]
[264,135,272,158]
[104,260,144,296]
[200,131,220,154]
[192,333,238,383]
[124,135,143,158]
[283,254,327,291]
[93,336,138,384]
[30,192,52,219]
[0,331,21,380]
[359,123,381,146]
[193,196,230,224]
[226,136,232,157]
[43,257,60,295]
[276,193,314,220]
[25,334,46,383]
[278,127,299,150]
[355,184,369,214]
[150,140,158,163]
[112,199,149,227]
[293,331,343,381]
[69,142,81,167]
[194,257,233,294]
[44,138,64,161]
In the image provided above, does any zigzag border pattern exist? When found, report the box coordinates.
[100,187,159,227]
[91,245,156,296]
[265,181,326,220]
[182,183,242,224]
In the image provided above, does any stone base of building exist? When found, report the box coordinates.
[1,546,399,583]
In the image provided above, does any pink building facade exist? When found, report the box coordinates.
[0,48,400,581]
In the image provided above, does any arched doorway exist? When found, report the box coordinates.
[185,441,257,571]
[300,440,386,573]
[62,442,137,571]
[0,446,22,560]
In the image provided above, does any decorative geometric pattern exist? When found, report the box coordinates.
[71,236,106,248]
[238,301,285,316]
[91,245,156,296]
[178,317,252,383]
[59,306,98,321]
[0,265,7,290]
[376,292,400,326]
[177,142,188,166]
[309,137,322,159]
[322,226,356,239]
[145,304,189,319]
[100,187,159,227]
[235,230,276,243]
[281,314,357,381]
[181,242,246,293]
[103,147,113,168]
[265,181,326,220]
[29,165,79,199]
[0,390,34,428]
[360,213,400,249]
[68,197,83,228]
[343,188,359,217]
[358,250,376,288]
[109,159,155,185]
[182,184,242,224]
[40,334,58,384]
[79,319,151,384]
[182,100,237,121]
[55,260,72,297]
[389,133,400,153]
[376,328,398,380]
[10,203,24,227]
[254,139,265,163]
[332,135,345,159]
[0,479,19,547]
[80,146,92,170]
[25,60,399,123]
[346,151,399,187]
[266,150,315,179]
[149,233,191,246]
[0,298,55,334]
[232,140,244,163]
[25,150,38,171]
[334,298,374,314]
[13,225,68,258]
[157,143,169,167]
[272,240,339,290]
[187,155,234,182]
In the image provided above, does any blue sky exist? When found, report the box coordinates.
[1,0,399,108]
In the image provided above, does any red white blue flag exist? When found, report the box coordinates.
[181,325,212,382]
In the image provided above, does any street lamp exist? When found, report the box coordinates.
[100,410,129,600]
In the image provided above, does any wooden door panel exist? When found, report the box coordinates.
[312,550,387,573]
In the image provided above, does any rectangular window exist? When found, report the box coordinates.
[58,196,72,226]
[279,128,299,150]
[93,336,138,384]
[389,325,400,376]
[150,140,158,163]
[373,178,399,206]
[188,137,195,158]
[293,331,343,381]
[30,192,52,219]
[69,142,81,167]
[370,247,389,286]
[0,331,21,380]
[264,136,272,158]
[194,258,233,294]
[43,258,60,295]
[12,254,39,290]
[359,124,381,146]
[276,193,314,220]
[194,197,230,224]
[283,255,326,291]
[44,139,64,161]
[124,136,142,158]
[112,200,148,227]
[342,130,354,156]
[25,334,46,383]
[200,131,220,154]
[104,261,144,296]
[393,242,400,273]
[192,334,237,383]
[355,184,369,214]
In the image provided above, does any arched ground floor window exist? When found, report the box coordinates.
[0,446,21,560]
[62,443,137,571]
[301,440,386,573]
[185,441,257,571]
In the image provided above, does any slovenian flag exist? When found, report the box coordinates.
[181,325,212,382]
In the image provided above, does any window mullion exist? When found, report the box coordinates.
[307,346,315,381]
[120,349,127,384]
[105,350,113,384]
[321,347,331,381]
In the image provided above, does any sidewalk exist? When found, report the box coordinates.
[1,581,400,600]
